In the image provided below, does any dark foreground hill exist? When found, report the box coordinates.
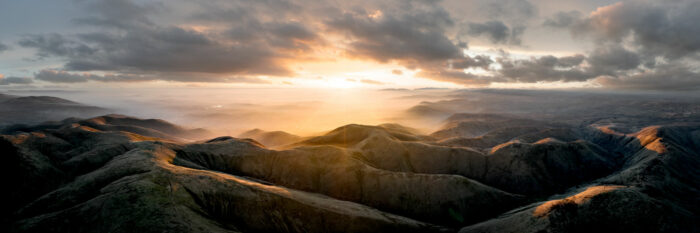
[1,113,698,233]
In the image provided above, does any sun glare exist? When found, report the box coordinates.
[325,77,361,88]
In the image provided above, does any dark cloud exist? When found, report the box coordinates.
[33,69,269,84]
[497,54,590,82]
[18,0,312,81]
[480,0,537,23]
[0,76,33,85]
[326,1,461,63]
[18,34,96,58]
[20,27,291,76]
[542,11,582,28]
[0,42,9,53]
[467,21,525,45]
[224,21,322,52]
[416,69,495,86]
[468,21,507,43]
[71,0,159,29]
[532,1,700,89]
[35,70,91,83]
[567,1,700,60]
[6,0,696,90]
[556,54,585,67]
[492,47,642,83]
[463,0,534,46]
[324,1,502,86]
[586,46,641,75]
[450,55,493,70]
[594,63,700,90]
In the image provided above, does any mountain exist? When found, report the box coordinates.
[0,94,110,127]
[1,114,211,141]
[237,128,302,147]
[0,93,18,102]
[1,112,699,232]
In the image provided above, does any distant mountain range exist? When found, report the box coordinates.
[0,93,109,127]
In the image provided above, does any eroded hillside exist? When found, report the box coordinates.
[1,113,698,233]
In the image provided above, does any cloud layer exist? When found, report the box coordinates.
[3,0,699,90]
[0,75,33,85]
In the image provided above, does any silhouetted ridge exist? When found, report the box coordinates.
[2,96,79,105]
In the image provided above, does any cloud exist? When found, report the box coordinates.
[480,0,537,23]
[467,21,525,45]
[324,0,502,86]
[17,0,488,85]
[18,34,95,58]
[0,75,33,85]
[221,76,270,84]
[20,28,291,76]
[18,0,318,81]
[565,1,700,60]
[556,54,585,67]
[542,11,582,28]
[532,1,700,89]
[326,1,461,64]
[594,63,700,90]
[33,69,269,84]
[450,55,493,70]
[416,69,494,86]
[496,54,590,82]
[360,79,385,85]
[0,42,9,53]
[586,45,641,76]
[35,70,92,83]
[7,0,697,90]
[462,0,534,46]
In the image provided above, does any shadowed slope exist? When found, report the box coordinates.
[176,137,525,226]
[294,122,618,196]
[3,123,449,233]
[2,112,699,233]
[458,124,700,233]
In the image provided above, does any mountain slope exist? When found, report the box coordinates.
[2,112,698,232]
[238,129,302,147]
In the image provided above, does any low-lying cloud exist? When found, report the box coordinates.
[0,75,33,85]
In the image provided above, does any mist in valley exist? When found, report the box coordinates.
[3,87,699,140]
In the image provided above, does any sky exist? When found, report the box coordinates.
[0,0,699,90]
